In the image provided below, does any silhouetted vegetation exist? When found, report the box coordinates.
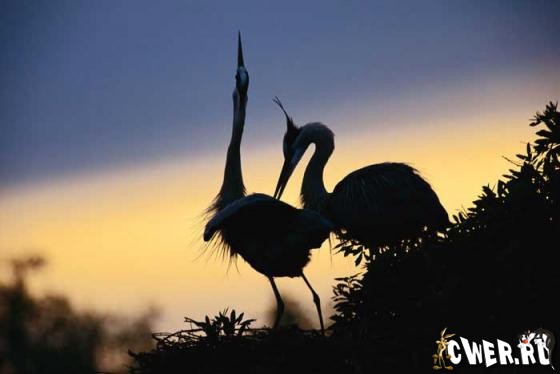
[131,102,559,372]
[0,256,156,374]
[129,309,348,374]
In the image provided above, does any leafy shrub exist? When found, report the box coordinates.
[130,102,560,373]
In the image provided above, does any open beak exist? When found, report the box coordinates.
[273,149,304,199]
[236,32,249,99]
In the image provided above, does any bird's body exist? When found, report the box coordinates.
[203,35,329,332]
[205,193,332,277]
[274,105,449,249]
[323,162,448,247]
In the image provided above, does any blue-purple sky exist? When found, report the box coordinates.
[2,0,559,187]
[3,0,560,333]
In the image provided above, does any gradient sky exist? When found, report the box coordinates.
[1,1,559,330]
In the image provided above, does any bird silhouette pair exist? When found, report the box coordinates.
[203,33,448,335]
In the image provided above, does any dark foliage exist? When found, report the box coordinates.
[0,256,156,374]
[129,310,349,374]
[130,102,560,373]
[330,101,560,371]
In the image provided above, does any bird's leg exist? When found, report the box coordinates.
[302,272,324,335]
[268,276,284,330]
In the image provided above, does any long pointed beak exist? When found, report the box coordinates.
[273,158,293,200]
[237,31,244,68]
[273,148,304,199]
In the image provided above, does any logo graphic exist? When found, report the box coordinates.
[517,329,555,370]
[433,327,455,370]
[433,327,555,370]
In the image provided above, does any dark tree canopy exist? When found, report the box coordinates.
[131,101,558,372]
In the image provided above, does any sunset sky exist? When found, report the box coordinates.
[1,1,559,330]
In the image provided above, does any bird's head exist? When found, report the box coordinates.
[273,99,335,199]
[234,32,249,102]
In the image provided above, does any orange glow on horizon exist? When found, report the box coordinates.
[0,73,557,330]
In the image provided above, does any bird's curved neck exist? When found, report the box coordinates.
[218,95,247,209]
[301,137,333,212]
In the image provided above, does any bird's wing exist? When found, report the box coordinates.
[203,193,297,241]
[327,163,449,231]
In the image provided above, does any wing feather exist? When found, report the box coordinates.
[327,163,448,243]
[204,193,296,241]
[204,193,333,273]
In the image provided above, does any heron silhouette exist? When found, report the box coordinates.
[273,98,449,249]
[203,34,332,333]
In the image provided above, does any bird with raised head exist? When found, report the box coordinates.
[272,98,449,250]
[203,34,332,333]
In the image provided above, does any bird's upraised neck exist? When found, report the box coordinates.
[219,92,247,208]
[207,90,248,216]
